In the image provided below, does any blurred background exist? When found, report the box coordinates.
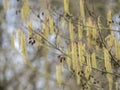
[0,0,120,90]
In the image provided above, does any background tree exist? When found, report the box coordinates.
[0,0,120,90]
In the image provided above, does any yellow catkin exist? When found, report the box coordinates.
[107,10,112,21]
[64,0,69,14]
[103,48,113,90]
[21,32,27,64]
[21,0,30,21]
[91,27,98,45]
[103,48,112,73]
[107,10,112,29]
[11,33,15,49]
[4,0,9,10]
[78,23,82,39]
[98,17,102,30]
[28,19,33,37]
[75,43,80,85]
[56,64,62,86]
[74,43,78,73]
[69,20,74,42]
[85,65,91,80]
[79,0,85,19]
[49,15,54,34]
[85,54,91,79]
[115,39,120,59]
[71,42,80,84]
[69,20,75,72]
[106,74,113,90]
[71,42,75,70]
[105,34,114,48]
[115,81,118,90]
[86,18,92,47]
[85,66,90,80]
[91,52,97,68]
[66,48,71,70]
[77,74,80,85]
[86,54,91,67]
[78,42,85,66]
